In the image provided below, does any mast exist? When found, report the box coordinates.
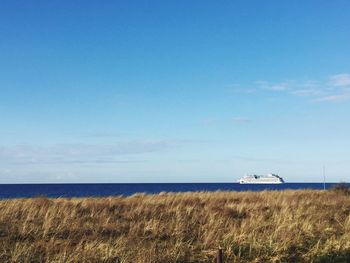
[323,165,326,190]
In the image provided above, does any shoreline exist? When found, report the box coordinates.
[1,182,347,199]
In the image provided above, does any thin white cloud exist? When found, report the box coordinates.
[199,117,252,126]
[291,89,323,97]
[256,80,290,91]
[0,139,210,165]
[83,132,125,138]
[329,73,350,87]
[291,80,324,97]
[0,140,180,165]
[314,93,350,102]
[225,84,257,94]
[240,73,350,103]
[232,155,279,162]
[232,117,252,123]
[199,118,217,126]
[232,88,257,94]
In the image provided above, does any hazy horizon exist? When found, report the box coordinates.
[1,1,350,183]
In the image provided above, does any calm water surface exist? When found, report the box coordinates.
[0,183,346,199]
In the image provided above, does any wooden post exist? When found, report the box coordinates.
[216,248,223,263]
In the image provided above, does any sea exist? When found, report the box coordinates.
[0,183,347,199]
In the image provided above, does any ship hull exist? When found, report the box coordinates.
[239,180,284,184]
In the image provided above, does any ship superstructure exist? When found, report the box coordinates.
[239,173,284,184]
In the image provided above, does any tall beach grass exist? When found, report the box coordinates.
[0,189,350,262]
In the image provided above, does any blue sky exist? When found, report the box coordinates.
[1,0,350,183]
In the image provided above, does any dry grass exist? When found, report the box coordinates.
[1,190,350,262]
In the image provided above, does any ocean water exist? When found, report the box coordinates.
[0,183,347,199]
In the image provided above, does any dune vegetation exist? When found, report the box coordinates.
[0,189,350,262]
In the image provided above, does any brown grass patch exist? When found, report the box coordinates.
[0,190,350,262]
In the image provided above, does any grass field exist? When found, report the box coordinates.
[1,189,350,262]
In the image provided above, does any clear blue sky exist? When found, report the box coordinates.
[1,0,350,183]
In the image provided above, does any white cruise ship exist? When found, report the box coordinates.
[239,173,284,184]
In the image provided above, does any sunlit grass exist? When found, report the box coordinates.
[1,189,350,262]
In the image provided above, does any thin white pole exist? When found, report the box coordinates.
[323,165,326,190]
